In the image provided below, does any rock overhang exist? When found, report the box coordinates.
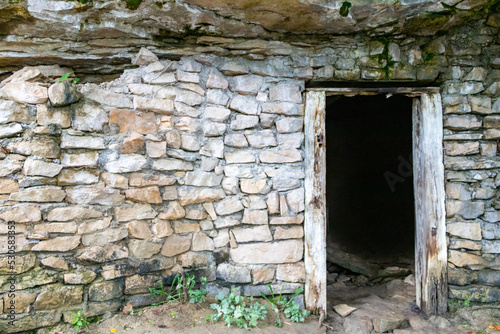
[0,0,498,73]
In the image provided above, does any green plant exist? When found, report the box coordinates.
[59,72,79,84]
[371,36,396,79]
[73,310,88,333]
[206,288,268,329]
[260,285,309,327]
[123,0,143,10]
[149,273,207,306]
[189,276,207,303]
[464,299,471,307]
[170,311,178,318]
[339,1,351,17]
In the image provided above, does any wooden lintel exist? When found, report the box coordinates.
[307,87,440,96]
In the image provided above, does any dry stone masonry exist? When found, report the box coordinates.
[0,13,499,333]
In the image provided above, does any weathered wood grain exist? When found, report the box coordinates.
[413,93,448,315]
[304,90,327,313]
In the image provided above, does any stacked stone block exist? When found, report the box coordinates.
[0,52,307,332]
[0,17,498,332]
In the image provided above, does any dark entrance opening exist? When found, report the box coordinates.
[324,95,417,322]
[326,94,415,262]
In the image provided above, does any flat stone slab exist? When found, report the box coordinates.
[333,304,358,317]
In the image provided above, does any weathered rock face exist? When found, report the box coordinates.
[0,0,497,74]
[0,16,499,332]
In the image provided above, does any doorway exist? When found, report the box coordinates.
[326,94,414,262]
[303,88,447,316]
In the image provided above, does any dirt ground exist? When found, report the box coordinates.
[37,278,500,334]
[40,296,325,334]
[38,268,500,334]
[92,299,324,334]
[324,273,500,334]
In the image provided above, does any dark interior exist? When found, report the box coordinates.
[326,94,415,262]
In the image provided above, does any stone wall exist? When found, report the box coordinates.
[0,18,499,333]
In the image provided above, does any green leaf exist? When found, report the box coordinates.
[59,72,71,82]
[339,1,351,17]
[72,77,80,84]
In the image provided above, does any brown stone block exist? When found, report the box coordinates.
[109,109,158,134]
[125,186,162,204]
[230,240,303,264]
[161,234,192,257]
[34,284,83,310]
[124,274,161,294]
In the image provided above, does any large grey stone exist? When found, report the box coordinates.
[207,89,230,106]
[447,222,482,241]
[132,48,159,65]
[78,245,128,263]
[65,186,124,205]
[230,75,265,95]
[48,206,102,221]
[204,106,231,122]
[216,263,251,283]
[185,171,223,187]
[0,123,23,138]
[0,100,32,124]
[61,152,99,167]
[269,83,302,103]
[446,201,484,219]
[230,240,303,264]
[32,236,81,252]
[115,204,158,222]
[9,186,65,202]
[215,197,244,215]
[48,81,79,107]
[1,82,48,104]
[259,149,302,163]
[232,225,272,242]
[82,228,128,246]
[161,234,192,257]
[7,138,60,158]
[134,96,174,115]
[229,95,259,115]
[80,84,133,108]
[262,102,299,115]
[105,154,148,173]
[245,130,277,148]
[22,157,62,177]
[0,204,41,223]
[178,187,226,205]
[129,239,163,259]
[152,159,194,171]
[207,69,229,89]
[230,115,259,130]
[61,133,105,149]
[73,104,108,131]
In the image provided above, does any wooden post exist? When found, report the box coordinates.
[304,91,327,314]
[412,93,448,315]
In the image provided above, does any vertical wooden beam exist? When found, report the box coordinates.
[412,93,448,315]
[304,91,327,313]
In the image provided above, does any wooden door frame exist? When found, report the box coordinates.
[303,87,447,315]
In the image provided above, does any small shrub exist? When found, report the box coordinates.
[206,288,268,329]
[149,273,207,306]
[260,285,309,327]
[72,311,98,332]
[59,72,79,84]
